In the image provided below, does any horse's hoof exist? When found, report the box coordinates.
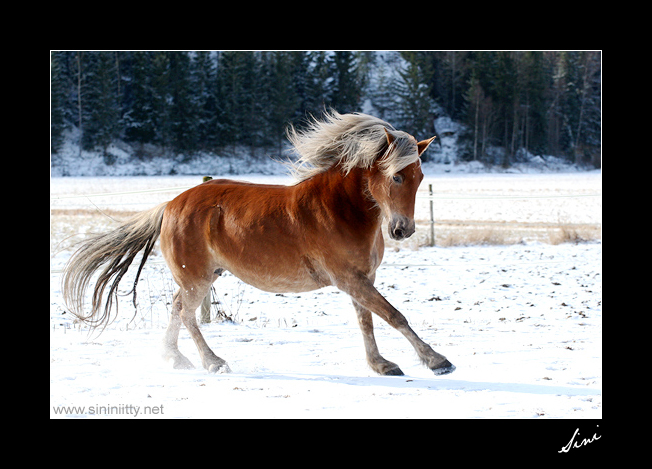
[384,367,405,376]
[208,362,231,374]
[432,360,456,376]
[174,359,195,370]
[165,353,194,370]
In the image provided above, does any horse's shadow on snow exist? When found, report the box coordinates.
[245,372,600,397]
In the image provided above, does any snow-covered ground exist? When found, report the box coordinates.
[50,173,601,419]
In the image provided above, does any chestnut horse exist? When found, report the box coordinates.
[62,111,455,376]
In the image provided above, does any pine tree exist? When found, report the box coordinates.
[330,52,362,113]
[51,52,68,153]
[494,51,518,166]
[215,51,263,150]
[191,51,218,150]
[124,51,157,147]
[369,56,397,122]
[150,52,172,148]
[553,51,590,162]
[238,52,264,149]
[573,51,601,166]
[465,75,482,161]
[289,51,311,124]
[265,51,299,154]
[432,51,468,120]
[81,52,120,162]
[215,51,239,147]
[366,52,405,124]
[396,52,434,140]
[304,51,333,116]
[518,51,548,155]
[214,51,237,147]
[168,52,198,156]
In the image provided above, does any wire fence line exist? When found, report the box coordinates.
[428,220,599,228]
[51,186,602,201]
[416,193,601,200]
[50,185,194,200]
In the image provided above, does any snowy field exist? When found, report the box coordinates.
[50,172,601,419]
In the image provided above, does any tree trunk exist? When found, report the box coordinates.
[76,52,83,158]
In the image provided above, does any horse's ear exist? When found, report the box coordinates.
[384,127,396,146]
[417,136,437,156]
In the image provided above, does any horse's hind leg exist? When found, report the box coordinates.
[178,283,231,374]
[162,289,195,369]
[352,300,404,376]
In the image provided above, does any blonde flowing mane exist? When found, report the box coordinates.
[286,110,419,182]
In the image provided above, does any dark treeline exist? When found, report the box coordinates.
[50,51,601,168]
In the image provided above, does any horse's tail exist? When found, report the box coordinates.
[61,202,168,331]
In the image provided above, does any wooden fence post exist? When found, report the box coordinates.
[200,290,212,324]
[429,183,435,246]
[200,176,213,324]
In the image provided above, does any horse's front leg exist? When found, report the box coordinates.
[340,273,455,376]
[352,300,404,376]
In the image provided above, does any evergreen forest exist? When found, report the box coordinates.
[50,51,601,169]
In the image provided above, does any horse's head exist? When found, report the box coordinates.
[368,129,435,241]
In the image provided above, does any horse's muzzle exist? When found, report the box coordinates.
[388,215,416,241]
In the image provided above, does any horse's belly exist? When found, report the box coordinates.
[227,265,324,294]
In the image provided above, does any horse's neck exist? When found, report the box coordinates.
[296,165,382,226]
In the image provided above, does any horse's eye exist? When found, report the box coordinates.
[392,174,403,184]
